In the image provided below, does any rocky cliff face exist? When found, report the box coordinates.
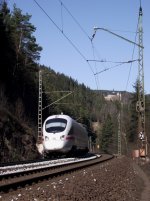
[0,108,39,162]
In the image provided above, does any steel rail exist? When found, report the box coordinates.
[0,154,114,193]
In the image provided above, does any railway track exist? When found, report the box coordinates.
[0,154,114,193]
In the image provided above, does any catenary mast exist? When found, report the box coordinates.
[136,2,147,156]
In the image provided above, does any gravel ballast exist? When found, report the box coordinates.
[0,156,147,201]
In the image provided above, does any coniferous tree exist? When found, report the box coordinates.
[127,81,138,143]
[100,114,114,153]
[10,5,42,63]
[0,2,16,92]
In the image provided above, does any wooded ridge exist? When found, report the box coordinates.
[0,3,149,162]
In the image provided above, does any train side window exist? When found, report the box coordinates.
[68,126,74,135]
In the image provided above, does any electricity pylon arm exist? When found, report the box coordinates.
[91,27,144,49]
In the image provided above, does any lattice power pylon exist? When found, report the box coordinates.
[118,93,122,156]
[136,4,147,157]
[37,70,43,143]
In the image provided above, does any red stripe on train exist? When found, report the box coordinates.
[65,136,75,140]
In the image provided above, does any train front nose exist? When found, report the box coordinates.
[43,134,65,151]
[43,116,70,153]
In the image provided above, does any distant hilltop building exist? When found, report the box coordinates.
[104,92,121,101]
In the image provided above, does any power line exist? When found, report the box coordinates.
[90,41,101,90]
[91,25,143,91]
[125,21,139,91]
[57,0,100,89]
[33,0,86,61]
[60,1,64,32]
[58,0,108,90]
[33,0,95,80]
[87,59,139,64]
[94,60,138,76]
[58,0,91,41]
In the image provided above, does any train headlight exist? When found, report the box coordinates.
[60,135,65,140]
[45,136,49,141]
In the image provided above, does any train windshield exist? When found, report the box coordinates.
[45,118,67,133]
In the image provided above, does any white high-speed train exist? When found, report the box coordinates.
[42,114,89,156]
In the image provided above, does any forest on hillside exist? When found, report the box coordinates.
[0,2,150,162]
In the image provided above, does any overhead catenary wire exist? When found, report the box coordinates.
[87,59,139,64]
[42,91,73,110]
[58,0,101,90]
[60,1,64,33]
[58,0,91,41]
[33,0,95,79]
[33,0,140,92]
[34,0,106,90]
[125,14,139,91]
[94,59,138,76]
[60,0,102,90]
[33,0,86,61]
[57,0,101,90]
[90,39,112,90]
[91,24,142,91]
[91,41,101,90]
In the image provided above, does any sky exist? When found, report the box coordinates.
[7,0,150,94]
